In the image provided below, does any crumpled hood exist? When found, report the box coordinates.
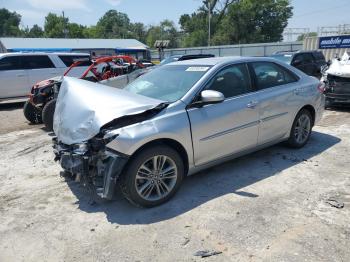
[53,77,165,145]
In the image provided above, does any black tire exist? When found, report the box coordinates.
[23,100,42,124]
[119,145,185,208]
[286,109,313,148]
[42,99,56,131]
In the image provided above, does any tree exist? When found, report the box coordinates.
[27,24,44,38]
[0,8,22,36]
[67,23,86,38]
[213,0,293,45]
[130,22,147,43]
[146,20,179,48]
[297,32,317,41]
[44,13,68,38]
[180,0,293,47]
[96,10,132,38]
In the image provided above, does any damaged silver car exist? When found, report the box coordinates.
[53,57,325,207]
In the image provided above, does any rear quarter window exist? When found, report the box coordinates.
[58,55,91,67]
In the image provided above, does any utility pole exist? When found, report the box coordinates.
[62,11,68,38]
[208,0,211,46]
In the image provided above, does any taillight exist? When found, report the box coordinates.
[317,82,325,93]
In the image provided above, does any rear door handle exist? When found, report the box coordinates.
[247,100,259,108]
[17,74,25,77]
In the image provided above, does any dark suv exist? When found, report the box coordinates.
[270,51,327,78]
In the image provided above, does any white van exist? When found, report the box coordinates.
[0,52,90,100]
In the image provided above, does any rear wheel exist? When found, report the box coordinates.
[42,99,56,131]
[287,109,312,148]
[120,145,184,207]
[23,100,42,124]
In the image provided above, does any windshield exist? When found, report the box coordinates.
[159,56,180,65]
[270,54,293,64]
[124,65,210,102]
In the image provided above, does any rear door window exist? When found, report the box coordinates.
[22,55,55,69]
[251,62,298,90]
[58,55,91,67]
[0,56,22,70]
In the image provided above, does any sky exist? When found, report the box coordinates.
[1,0,350,33]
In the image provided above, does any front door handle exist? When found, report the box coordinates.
[16,74,25,77]
[247,100,259,108]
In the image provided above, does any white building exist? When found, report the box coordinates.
[0,38,150,59]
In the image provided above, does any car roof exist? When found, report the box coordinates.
[169,56,280,66]
[0,52,90,58]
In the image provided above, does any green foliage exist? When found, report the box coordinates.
[180,0,293,47]
[0,3,293,48]
[297,32,317,41]
[27,24,44,37]
[44,13,68,38]
[96,10,132,38]
[146,20,179,48]
[0,8,22,36]
[214,0,293,44]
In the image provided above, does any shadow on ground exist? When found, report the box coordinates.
[67,131,340,225]
[0,102,24,111]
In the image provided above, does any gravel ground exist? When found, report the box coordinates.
[0,104,349,262]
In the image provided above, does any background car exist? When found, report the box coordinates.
[270,50,327,78]
[0,52,90,100]
[53,56,325,207]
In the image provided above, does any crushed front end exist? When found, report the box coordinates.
[53,135,128,199]
[324,74,350,105]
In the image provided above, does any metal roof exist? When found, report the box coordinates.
[0,38,148,51]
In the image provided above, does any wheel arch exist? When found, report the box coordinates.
[299,104,316,126]
[125,138,189,176]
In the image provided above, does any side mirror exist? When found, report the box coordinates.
[191,90,225,108]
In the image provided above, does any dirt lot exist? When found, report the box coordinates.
[0,103,349,262]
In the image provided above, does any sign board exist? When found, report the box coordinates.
[154,40,170,48]
[319,35,350,49]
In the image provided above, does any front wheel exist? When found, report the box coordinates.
[42,99,57,131]
[287,109,312,148]
[23,100,42,124]
[120,145,184,208]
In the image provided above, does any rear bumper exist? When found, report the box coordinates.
[53,139,129,200]
[325,93,350,104]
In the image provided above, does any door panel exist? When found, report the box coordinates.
[257,84,297,144]
[249,61,300,145]
[187,63,259,166]
[0,56,30,98]
[187,96,259,165]
[0,70,29,98]
[21,55,63,87]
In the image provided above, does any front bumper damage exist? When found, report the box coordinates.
[53,137,128,200]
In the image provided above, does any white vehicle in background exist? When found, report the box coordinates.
[0,52,90,101]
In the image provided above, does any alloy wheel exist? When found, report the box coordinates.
[294,114,311,144]
[135,155,178,201]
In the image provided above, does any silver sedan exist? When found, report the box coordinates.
[53,56,325,207]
